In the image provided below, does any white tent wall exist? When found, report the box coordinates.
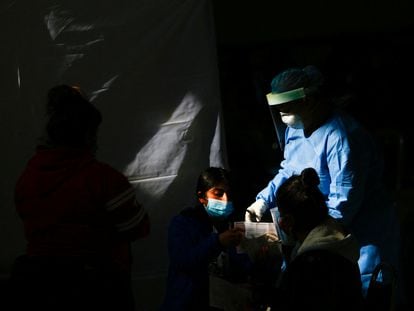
[0,1,226,309]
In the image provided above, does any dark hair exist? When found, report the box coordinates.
[45,85,102,148]
[196,167,231,198]
[276,167,328,232]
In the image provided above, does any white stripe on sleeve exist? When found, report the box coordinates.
[115,202,147,232]
[105,186,135,212]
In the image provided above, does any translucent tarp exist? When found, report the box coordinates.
[1,0,225,307]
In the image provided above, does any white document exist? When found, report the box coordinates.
[233,221,278,239]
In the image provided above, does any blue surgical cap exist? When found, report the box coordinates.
[270,65,324,94]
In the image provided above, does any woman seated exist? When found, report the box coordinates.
[272,167,364,311]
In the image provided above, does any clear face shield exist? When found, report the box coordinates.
[266,88,307,107]
[266,87,308,149]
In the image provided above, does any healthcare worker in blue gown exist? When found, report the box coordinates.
[245,65,401,298]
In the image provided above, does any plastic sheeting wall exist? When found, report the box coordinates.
[0,1,226,309]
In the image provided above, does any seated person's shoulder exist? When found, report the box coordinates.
[293,249,345,264]
[291,249,360,282]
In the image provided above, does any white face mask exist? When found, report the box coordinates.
[280,113,304,129]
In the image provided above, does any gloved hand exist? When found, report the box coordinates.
[245,199,268,222]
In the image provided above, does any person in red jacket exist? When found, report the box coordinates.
[10,85,150,311]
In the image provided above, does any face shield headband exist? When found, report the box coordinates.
[266,87,307,106]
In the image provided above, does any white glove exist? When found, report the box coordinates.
[245,199,268,222]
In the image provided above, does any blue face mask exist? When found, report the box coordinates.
[205,198,234,218]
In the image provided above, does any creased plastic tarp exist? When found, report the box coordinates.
[1,0,226,307]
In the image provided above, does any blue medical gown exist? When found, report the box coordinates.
[257,111,400,293]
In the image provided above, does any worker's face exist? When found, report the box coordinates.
[277,100,305,129]
[275,99,303,114]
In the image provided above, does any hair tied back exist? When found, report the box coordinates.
[300,167,320,188]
